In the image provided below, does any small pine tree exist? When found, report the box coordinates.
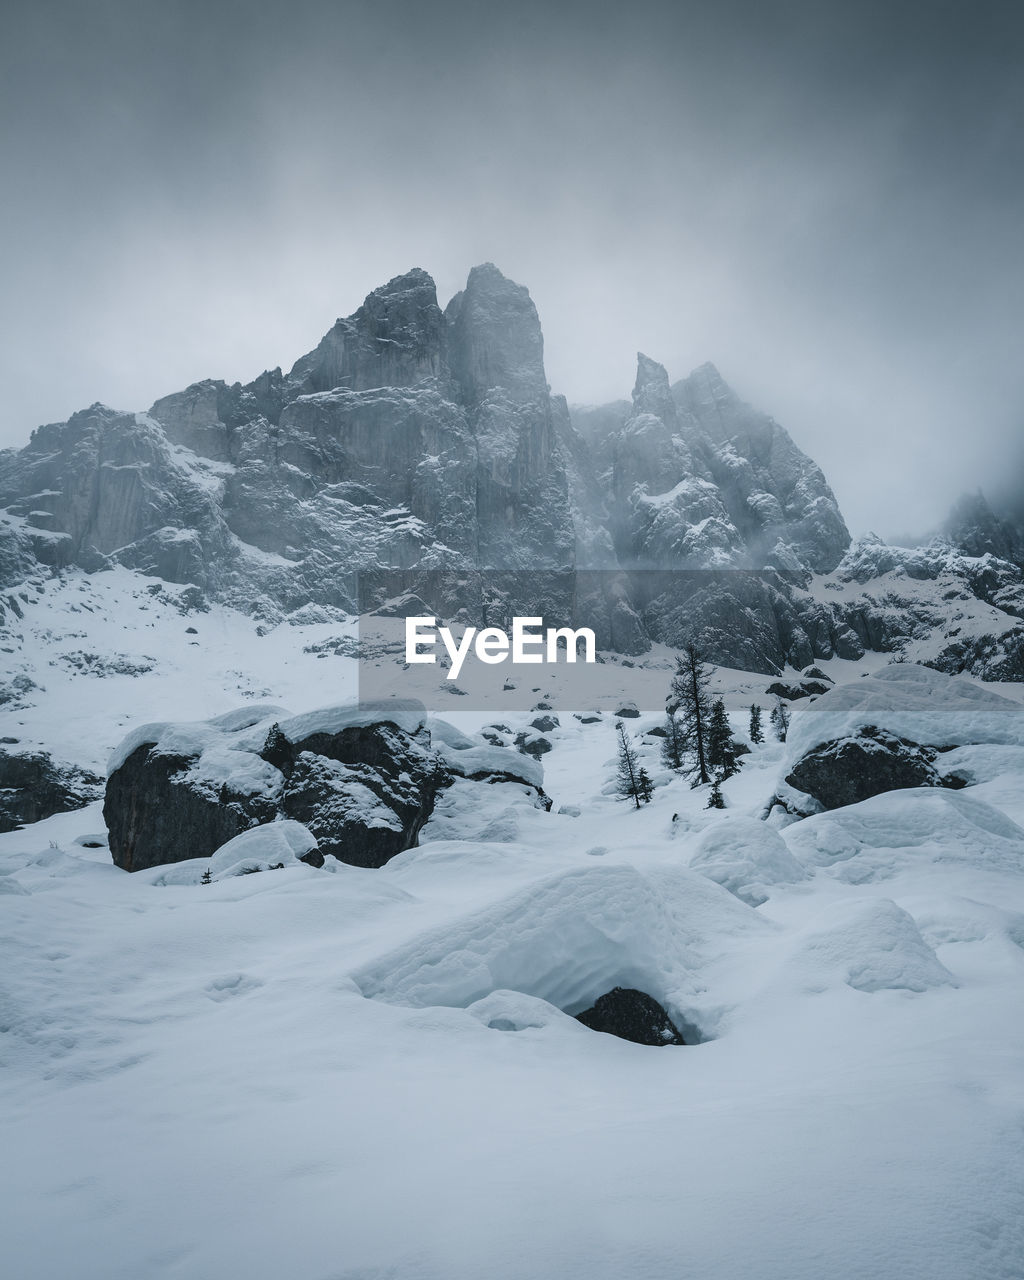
[201,867,212,884]
[614,723,648,809]
[707,697,742,779]
[668,643,713,786]
[706,776,725,809]
[749,703,764,744]
[637,767,655,804]
[769,698,791,742]
[660,711,686,771]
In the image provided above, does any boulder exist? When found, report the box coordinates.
[784,725,967,812]
[530,714,559,733]
[0,750,103,832]
[515,731,553,758]
[105,699,449,871]
[575,987,686,1046]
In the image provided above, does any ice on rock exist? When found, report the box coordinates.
[688,817,810,906]
[788,898,957,993]
[784,788,1024,883]
[353,863,766,1016]
[208,819,320,879]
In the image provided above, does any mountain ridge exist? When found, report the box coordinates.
[1,262,1022,678]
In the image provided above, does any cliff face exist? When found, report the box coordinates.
[9,261,1017,676]
[0,264,577,619]
[576,354,850,574]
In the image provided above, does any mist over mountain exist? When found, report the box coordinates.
[2,262,1023,679]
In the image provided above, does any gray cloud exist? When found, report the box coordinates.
[1,0,1022,537]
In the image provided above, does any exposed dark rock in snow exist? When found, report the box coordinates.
[0,750,103,832]
[575,987,686,1046]
[766,678,832,701]
[105,742,280,873]
[530,714,559,733]
[269,717,446,868]
[105,701,450,872]
[784,726,966,812]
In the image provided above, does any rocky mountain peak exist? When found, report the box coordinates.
[632,353,678,426]
[287,267,446,396]
[447,263,547,406]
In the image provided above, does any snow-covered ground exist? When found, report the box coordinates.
[2,570,1024,1279]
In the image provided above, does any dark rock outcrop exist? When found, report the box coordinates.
[104,743,277,873]
[784,726,967,812]
[0,750,103,832]
[575,987,687,1046]
[105,701,450,872]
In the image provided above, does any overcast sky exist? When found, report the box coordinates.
[1,0,1021,537]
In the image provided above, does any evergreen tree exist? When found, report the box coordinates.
[660,711,686,771]
[614,723,649,809]
[637,767,655,805]
[770,698,791,742]
[707,697,742,779]
[706,776,725,809]
[201,867,212,884]
[667,643,713,786]
[749,703,764,744]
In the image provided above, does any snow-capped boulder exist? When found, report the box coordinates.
[777,665,1024,811]
[784,726,963,812]
[353,863,767,1017]
[105,698,448,871]
[208,820,322,878]
[0,749,103,832]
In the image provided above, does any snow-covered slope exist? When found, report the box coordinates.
[2,581,1024,1279]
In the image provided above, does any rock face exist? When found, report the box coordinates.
[575,987,686,1046]
[0,750,103,832]
[6,261,1024,677]
[784,726,966,811]
[581,356,850,574]
[104,701,450,872]
[0,265,574,623]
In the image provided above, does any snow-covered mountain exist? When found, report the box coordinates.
[2,264,1024,1277]
[3,261,1022,679]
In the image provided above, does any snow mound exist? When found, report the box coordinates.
[689,817,810,906]
[420,778,541,844]
[466,989,587,1034]
[784,788,1024,883]
[208,820,320,879]
[277,698,426,743]
[107,704,289,776]
[785,664,1024,764]
[352,863,765,1017]
[790,898,957,993]
[435,741,544,789]
[426,716,479,751]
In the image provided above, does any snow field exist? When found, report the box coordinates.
[1,573,1023,1278]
